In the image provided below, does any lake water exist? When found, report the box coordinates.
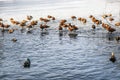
[0,0,120,80]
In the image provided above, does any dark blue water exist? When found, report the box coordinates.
[0,0,120,80]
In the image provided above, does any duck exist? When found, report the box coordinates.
[27,15,33,21]
[52,17,55,20]
[23,58,31,68]
[107,27,116,33]
[115,22,120,27]
[109,17,114,22]
[71,16,76,20]
[109,52,116,63]
[92,24,96,30]
[8,29,14,33]
[89,15,93,18]
[115,36,120,42]
[0,18,3,21]
[58,26,63,31]
[47,15,52,19]
[11,38,17,42]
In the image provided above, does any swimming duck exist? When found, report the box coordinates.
[109,52,116,63]
[115,36,120,42]
[8,29,14,33]
[11,38,17,42]
[92,24,96,30]
[23,58,31,68]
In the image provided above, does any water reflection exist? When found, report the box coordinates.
[106,33,115,41]
[68,32,78,39]
[0,36,4,66]
[58,31,63,40]
[39,31,49,50]
[20,28,26,33]
[40,31,49,36]
[0,31,5,37]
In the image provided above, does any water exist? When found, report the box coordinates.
[1,28,120,80]
[0,0,120,80]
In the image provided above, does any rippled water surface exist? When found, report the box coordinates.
[1,0,120,80]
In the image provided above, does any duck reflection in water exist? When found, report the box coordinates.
[40,31,49,36]
[59,29,63,40]
[106,33,114,41]
[68,33,78,39]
